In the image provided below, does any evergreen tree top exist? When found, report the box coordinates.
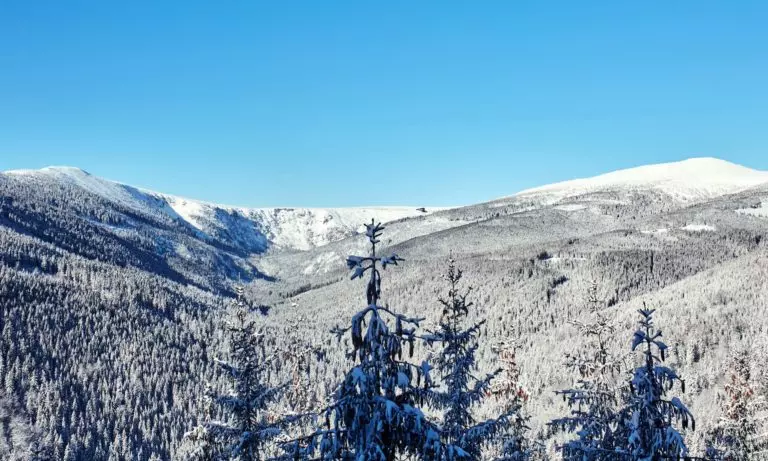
[345,220,403,306]
[285,220,444,461]
[617,306,696,460]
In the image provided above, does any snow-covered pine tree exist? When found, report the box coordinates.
[28,440,54,461]
[271,316,326,460]
[425,257,527,460]
[488,343,538,461]
[549,280,627,460]
[615,306,695,460]
[183,286,299,461]
[289,220,443,460]
[281,315,323,415]
[706,350,768,460]
[179,392,217,461]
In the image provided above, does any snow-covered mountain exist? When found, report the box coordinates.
[3,166,444,251]
[6,157,767,274]
[6,157,766,255]
[512,157,768,204]
[3,156,768,459]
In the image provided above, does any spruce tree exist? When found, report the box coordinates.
[184,286,298,461]
[549,281,627,460]
[280,315,323,416]
[425,257,525,460]
[615,306,694,460]
[706,350,768,460]
[180,393,217,461]
[489,343,537,461]
[28,440,54,461]
[290,220,444,460]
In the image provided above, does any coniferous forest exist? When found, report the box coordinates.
[2,162,768,461]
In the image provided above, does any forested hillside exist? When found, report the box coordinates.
[1,159,767,460]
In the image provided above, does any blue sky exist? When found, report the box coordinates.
[1,1,767,206]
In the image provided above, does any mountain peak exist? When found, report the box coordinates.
[41,166,92,176]
[661,156,761,174]
[515,157,768,202]
[5,165,92,177]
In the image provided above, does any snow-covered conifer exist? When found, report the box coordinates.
[184,286,299,461]
[488,343,538,461]
[706,349,768,460]
[179,393,217,461]
[425,257,527,460]
[288,220,443,460]
[549,281,627,460]
[280,315,323,416]
[28,440,54,461]
[615,306,695,460]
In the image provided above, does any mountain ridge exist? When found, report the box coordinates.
[3,165,440,211]
[8,157,768,212]
[6,157,766,254]
[2,165,446,251]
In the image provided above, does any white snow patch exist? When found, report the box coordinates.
[303,252,343,275]
[681,224,716,232]
[640,228,669,235]
[554,204,586,212]
[173,243,193,259]
[239,207,451,250]
[163,197,209,231]
[543,256,587,263]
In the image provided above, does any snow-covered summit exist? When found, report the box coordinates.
[6,166,92,176]
[6,166,136,205]
[2,165,442,251]
[515,157,768,203]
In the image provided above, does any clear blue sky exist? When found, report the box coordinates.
[1,1,767,207]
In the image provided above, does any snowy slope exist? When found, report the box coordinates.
[513,157,768,204]
[239,207,436,250]
[6,166,139,207]
[5,157,766,253]
[3,166,444,251]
